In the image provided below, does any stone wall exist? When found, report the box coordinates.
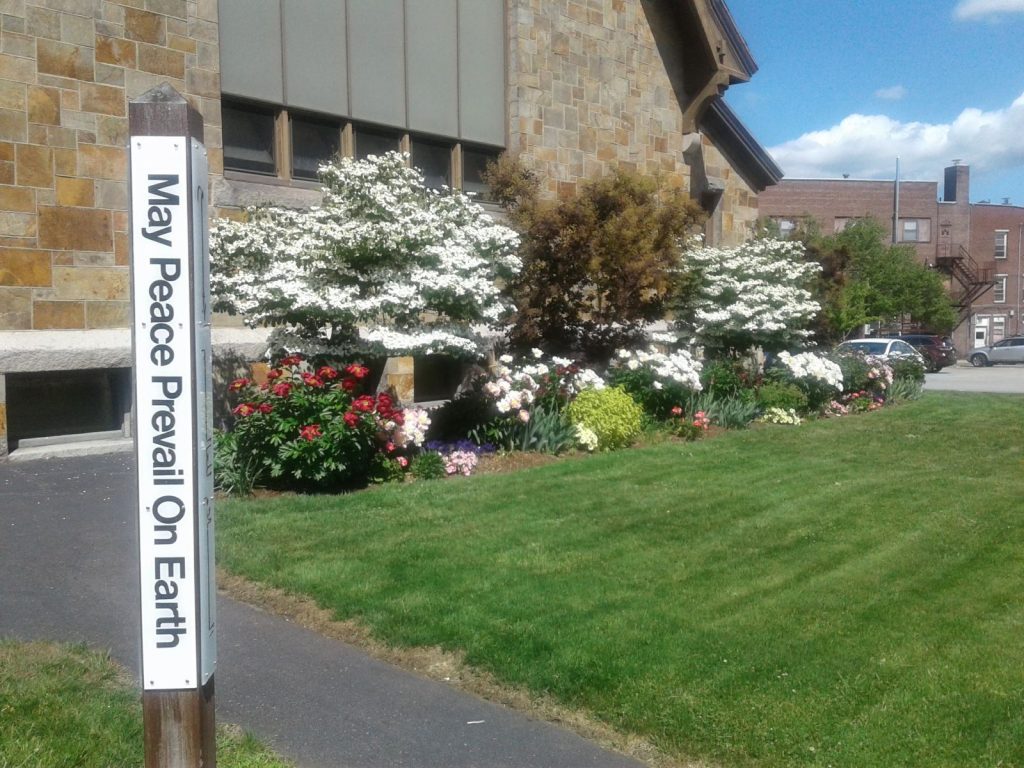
[0,0,224,453]
[701,134,757,246]
[506,0,693,198]
[0,0,221,334]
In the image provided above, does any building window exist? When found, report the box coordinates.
[993,315,1006,343]
[898,218,931,243]
[994,274,1007,303]
[291,115,341,181]
[462,146,501,201]
[354,127,401,160]
[223,102,277,175]
[995,230,1008,259]
[411,138,452,190]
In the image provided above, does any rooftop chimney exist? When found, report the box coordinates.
[943,164,969,203]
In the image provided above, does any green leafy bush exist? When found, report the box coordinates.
[890,356,926,385]
[701,359,758,400]
[410,451,447,480]
[756,381,809,413]
[566,387,644,450]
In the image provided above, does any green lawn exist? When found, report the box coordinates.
[218,392,1024,767]
[0,640,291,768]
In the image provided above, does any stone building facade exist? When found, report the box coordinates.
[758,164,1023,354]
[0,0,779,456]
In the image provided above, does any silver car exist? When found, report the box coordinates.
[969,337,1024,367]
[835,338,927,366]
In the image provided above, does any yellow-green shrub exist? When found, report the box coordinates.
[566,386,644,450]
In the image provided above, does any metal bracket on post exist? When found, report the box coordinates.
[129,83,216,768]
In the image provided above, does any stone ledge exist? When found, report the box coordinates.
[0,326,269,373]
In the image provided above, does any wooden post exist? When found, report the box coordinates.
[129,84,216,768]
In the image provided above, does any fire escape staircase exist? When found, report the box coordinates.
[934,245,995,327]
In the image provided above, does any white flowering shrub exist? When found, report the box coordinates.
[210,152,521,358]
[607,344,703,419]
[757,407,802,425]
[682,238,821,355]
[768,350,844,412]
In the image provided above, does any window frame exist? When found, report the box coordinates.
[994,274,1008,303]
[995,230,1009,260]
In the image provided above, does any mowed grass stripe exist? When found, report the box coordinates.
[218,393,1024,767]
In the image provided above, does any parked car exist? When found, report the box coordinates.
[881,333,958,372]
[968,337,1024,367]
[835,338,927,367]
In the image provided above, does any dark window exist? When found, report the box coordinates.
[411,139,451,190]
[355,127,400,160]
[291,116,340,181]
[462,146,500,201]
[223,102,277,175]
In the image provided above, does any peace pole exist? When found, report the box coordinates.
[129,84,217,768]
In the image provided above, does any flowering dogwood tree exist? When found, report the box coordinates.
[681,238,821,355]
[210,152,521,358]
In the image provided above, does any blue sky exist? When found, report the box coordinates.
[724,0,1024,205]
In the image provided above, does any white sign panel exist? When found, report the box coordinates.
[131,135,216,690]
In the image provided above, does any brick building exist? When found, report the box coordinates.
[758,164,1024,354]
[0,0,780,456]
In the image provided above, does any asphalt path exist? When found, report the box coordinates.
[924,363,1024,394]
[0,453,642,768]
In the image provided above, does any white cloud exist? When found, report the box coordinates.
[954,0,1024,19]
[767,91,1024,182]
[874,85,908,101]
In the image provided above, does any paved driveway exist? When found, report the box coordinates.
[924,364,1024,394]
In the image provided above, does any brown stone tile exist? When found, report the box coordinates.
[137,43,184,79]
[0,286,31,329]
[27,85,61,125]
[39,206,112,251]
[27,124,47,144]
[0,249,50,286]
[51,265,127,301]
[0,161,12,185]
[186,66,218,98]
[16,144,53,188]
[148,0,187,19]
[80,82,126,117]
[96,34,136,67]
[56,176,94,207]
[0,80,22,111]
[48,126,77,150]
[0,52,33,84]
[33,299,85,328]
[0,141,18,162]
[113,229,127,265]
[37,39,95,81]
[52,251,73,265]
[124,8,164,45]
[53,147,76,176]
[60,87,79,111]
[94,179,126,210]
[0,211,35,238]
[86,299,129,328]
[73,250,115,266]
[0,185,33,213]
[112,210,127,232]
[124,68,184,100]
[78,144,126,180]
[167,33,196,53]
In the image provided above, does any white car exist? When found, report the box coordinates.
[835,338,927,366]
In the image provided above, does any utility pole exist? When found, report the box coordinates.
[129,84,217,768]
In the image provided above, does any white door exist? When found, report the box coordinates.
[974,319,989,348]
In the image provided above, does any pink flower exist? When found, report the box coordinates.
[518,409,531,423]
[386,441,396,453]
[257,403,273,414]
[299,424,322,441]
[397,456,409,468]
[670,405,683,417]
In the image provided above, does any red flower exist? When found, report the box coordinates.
[257,403,273,414]
[390,410,405,426]
[266,369,282,381]
[317,365,339,380]
[343,412,360,428]
[232,403,256,417]
[346,363,370,379]
[352,395,375,412]
[280,354,304,367]
[272,382,292,398]
[299,423,322,441]
[340,377,357,392]
[301,372,324,388]
[228,377,250,391]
